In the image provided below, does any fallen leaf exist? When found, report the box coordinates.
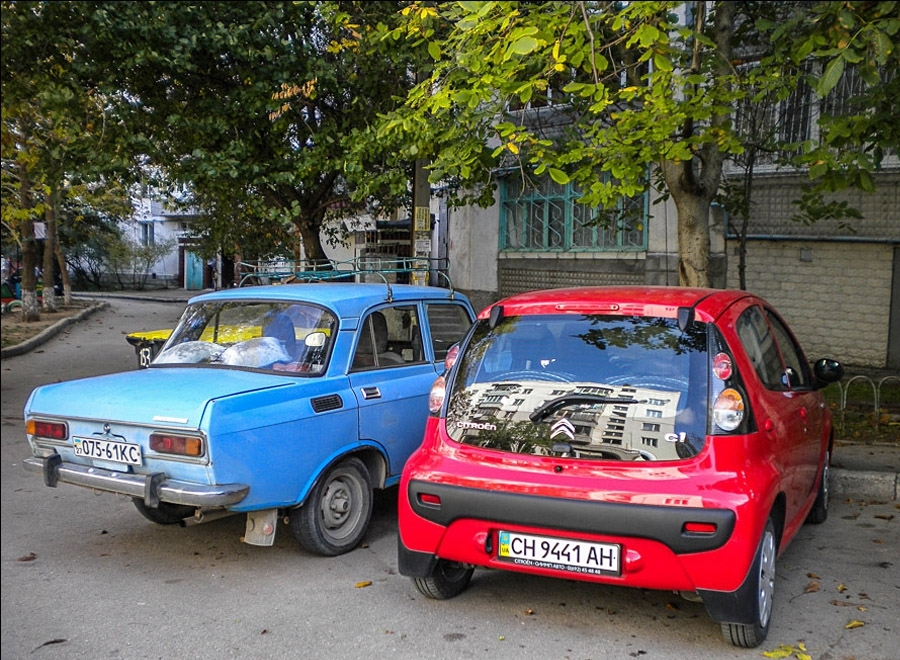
[837,583,848,593]
[804,581,820,593]
[806,572,820,579]
[38,639,67,648]
[763,645,795,658]
[17,552,37,562]
[524,609,534,615]
[872,539,884,544]
[355,580,372,588]
[665,601,679,611]
[845,620,866,629]
[874,514,895,521]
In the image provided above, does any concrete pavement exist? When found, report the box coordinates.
[3,287,897,502]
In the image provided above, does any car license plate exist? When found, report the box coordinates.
[498,531,620,576]
[73,437,142,466]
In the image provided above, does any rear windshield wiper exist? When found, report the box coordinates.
[529,394,643,423]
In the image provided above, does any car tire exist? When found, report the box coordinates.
[132,499,195,525]
[721,517,776,648]
[806,450,829,524]
[412,560,474,600]
[291,457,373,556]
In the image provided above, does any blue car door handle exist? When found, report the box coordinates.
[361,386,382,400]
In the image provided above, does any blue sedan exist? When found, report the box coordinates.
[24,282,474,556]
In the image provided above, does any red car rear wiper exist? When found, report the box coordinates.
[529,394,643,423]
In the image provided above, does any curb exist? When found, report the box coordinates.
[830,468,899,502]
[0,302,109,360]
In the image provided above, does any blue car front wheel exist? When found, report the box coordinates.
[291,457,373,556]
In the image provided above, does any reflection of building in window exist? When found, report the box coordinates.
[461,380,683,460]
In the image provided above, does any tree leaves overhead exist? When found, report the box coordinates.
[4,1,421,262]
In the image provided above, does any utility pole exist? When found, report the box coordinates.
[411,159,431,286]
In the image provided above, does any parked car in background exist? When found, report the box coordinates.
[398,286,844,647]
[24,280,475,556]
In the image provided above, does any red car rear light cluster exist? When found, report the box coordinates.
[428,376,446,415]
[149,432,203,457]
[25,419,68,441]
[709,351,747,433]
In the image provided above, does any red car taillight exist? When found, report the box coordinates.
[25,419,68,441]
[708,341,751,434]
[149,432,203,457]
[444,343,460,371]
[428,375,447,415]
[713,388,745,432]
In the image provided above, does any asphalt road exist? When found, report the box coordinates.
[2,297,898,660]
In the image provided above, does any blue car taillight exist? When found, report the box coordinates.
[26,419,68,441]
[149,432,204,457]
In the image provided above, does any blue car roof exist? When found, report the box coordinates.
[188,283,469,319]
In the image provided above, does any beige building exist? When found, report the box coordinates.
[438,169,899,371]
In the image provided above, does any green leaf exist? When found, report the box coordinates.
[427,41,441,61]
[653,52,673,72]
[548,168,569,185]
[809,162,829,179]
[509,36,539,56]
[818,57,845,97]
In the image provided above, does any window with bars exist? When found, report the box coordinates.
[731,62,896,169]
[499,176,647,252]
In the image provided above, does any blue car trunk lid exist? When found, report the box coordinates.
[25,368,292,428]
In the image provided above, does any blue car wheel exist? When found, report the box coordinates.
[291,457,373,556]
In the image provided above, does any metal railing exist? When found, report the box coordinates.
[235,256,455,301]
[836,374,900,434]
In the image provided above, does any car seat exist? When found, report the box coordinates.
[263,313,297,359]
[353,311,405,368]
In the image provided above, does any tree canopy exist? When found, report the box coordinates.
[3,1,896,298]
[366,1,898,286]
[3,1,423,273]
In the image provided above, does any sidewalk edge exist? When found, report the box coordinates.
[1,302,109,360]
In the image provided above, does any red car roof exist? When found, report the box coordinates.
[478,286,755,321]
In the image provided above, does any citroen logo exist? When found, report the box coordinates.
[550,418,575,442]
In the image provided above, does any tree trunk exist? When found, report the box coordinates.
[659,1,735,289]
[56,242,72,305]
[41,192,58,312]
[20,223,41,321]
[296,214,330,266]
[18,158,40,321]
[661,165,713,288]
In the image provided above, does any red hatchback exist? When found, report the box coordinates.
[398,286,844,648]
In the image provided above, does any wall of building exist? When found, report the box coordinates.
[724,239,894,368]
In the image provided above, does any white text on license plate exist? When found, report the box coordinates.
[74,437,142,466]
[498,531,620,576]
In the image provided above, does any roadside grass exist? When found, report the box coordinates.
[823,375,900,445]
